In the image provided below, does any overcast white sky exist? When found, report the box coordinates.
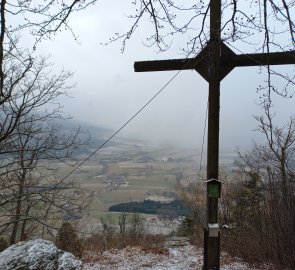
[32,0,295,150]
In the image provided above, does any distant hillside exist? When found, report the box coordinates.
[57,120,122,153]
[60,120,113,139]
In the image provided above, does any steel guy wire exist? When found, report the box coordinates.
[51,48,204,189]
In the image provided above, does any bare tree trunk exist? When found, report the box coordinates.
[10,170,26,245]
[20,203,31,241]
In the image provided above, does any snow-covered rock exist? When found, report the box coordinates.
[0,239,82,270]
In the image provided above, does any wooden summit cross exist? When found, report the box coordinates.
[134,0,295,269]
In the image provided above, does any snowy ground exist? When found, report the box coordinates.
[83,243,278,270]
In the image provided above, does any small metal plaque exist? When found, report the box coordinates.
[208,182,220,198]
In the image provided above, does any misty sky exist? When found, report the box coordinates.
[31,0,295,150]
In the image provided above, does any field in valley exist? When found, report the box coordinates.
[52,141,236,225]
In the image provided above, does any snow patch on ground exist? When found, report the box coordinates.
[83,244,276,270]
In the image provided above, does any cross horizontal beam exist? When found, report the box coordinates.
[224,51,295,67]
[134,50,295,72]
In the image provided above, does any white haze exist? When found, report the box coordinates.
[29,0,295,150]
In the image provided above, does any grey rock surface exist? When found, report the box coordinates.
[0,239,82,270]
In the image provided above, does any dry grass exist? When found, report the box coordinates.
[81,233,168,263]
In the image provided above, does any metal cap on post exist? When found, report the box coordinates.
[208,223,219,237]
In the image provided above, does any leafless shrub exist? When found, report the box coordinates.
[56,222,82,258]
[220,104,295,268]
[127,213,145,242]
[177,182,206,245]
[81,214,168,262]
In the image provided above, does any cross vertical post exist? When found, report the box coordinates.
[205,0,222,268]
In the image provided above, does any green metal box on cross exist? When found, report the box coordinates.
[205,179,222,198]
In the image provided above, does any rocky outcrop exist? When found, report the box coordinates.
[0,239,82,270]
